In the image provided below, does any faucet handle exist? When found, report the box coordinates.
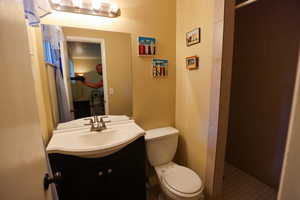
[84,118,93,126]
[90,121,98,131]
[100,116,110,123]
[99,117,107,129]
[96,115,100,123]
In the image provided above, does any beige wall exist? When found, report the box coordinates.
[206,0,235,197]
[46,64,60,125]
[69,42,101,58]
[175,0,215,184]
[0,0,52,198]
[27,26,50,143]
[27,26,56,143]
[42,0,176,129]
[73,58,100,74]
[63,27,133,116]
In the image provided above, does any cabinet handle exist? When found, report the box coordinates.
[43,172,62,190]
[98,171,103,176]
[107,169,113,174]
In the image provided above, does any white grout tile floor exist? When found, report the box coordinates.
[223,163,277,200]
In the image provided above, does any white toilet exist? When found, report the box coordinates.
[145,127,204,200]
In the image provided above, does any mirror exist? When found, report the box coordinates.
[41,25,132,124]
[69,41,104,118]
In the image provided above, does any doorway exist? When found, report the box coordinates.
[207,0,300,199]
[213,0,300,199]
[63,37,109,119]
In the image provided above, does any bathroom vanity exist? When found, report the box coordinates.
[47,121,146,200]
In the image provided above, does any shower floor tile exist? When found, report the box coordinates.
[223,163,277,200]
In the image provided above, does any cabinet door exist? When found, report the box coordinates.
[107,161,142,199]
[80,165,109,199]
[54,165,109,200]
[49,137,146,200]
[50,154,110,200]
[107,144,146,200]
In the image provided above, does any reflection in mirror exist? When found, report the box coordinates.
[41,24,132,125]
[68,42,104,118]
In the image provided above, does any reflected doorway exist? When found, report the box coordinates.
[67,41,106,119]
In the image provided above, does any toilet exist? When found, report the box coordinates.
[145,127,204,200]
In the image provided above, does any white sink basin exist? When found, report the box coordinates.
[56,115,131,130]
[46,123,145,158]
[53,120,135,135]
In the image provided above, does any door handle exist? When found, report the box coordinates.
[43,172,62,190]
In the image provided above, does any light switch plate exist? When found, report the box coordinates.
[109,88,114,95]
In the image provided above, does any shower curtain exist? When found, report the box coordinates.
[42,25,72,123]
[55,67,72,122]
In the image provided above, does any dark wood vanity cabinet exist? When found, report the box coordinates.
[48,137,146,200]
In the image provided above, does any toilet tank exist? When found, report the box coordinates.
[145,127,179,167]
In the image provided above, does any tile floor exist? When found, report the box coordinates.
[223,163,277,200]
[147,185,160,200]
[147,163,277,200]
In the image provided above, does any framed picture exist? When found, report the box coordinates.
[152,59,168,77]
[186,56,199,70]
[186,28,201,47]
[138,36,156,56]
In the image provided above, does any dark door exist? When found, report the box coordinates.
[73,100,91,119]
[226,0,300,188]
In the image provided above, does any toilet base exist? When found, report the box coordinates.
[158,192,174,200]
[158,191,205,200]
[158,192,165,200]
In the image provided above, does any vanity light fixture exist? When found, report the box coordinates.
[72,0,83,8]
[92,0,101,10]
[48,0,121,18]
[51,0,62,4]
[75,73,85,76]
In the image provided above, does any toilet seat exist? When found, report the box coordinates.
[162,166,202,195]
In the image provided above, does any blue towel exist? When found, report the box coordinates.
[23,0,40,27]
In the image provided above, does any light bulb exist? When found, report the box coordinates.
[92,0,102,10]
[110,3,119,13]
[51,0,62,4]
[72,0,82,8]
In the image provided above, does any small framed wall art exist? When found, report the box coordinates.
[186,28,201,47]
[138,36,156,56]
[186,56,199,70]
[152,59,168,77]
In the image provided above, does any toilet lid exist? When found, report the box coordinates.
[162,166,202,194]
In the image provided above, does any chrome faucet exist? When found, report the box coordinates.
[99,117,107,130]
[89,115,107,132]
